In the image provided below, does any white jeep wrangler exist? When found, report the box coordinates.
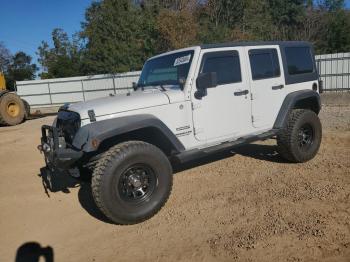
[40,41,322,224]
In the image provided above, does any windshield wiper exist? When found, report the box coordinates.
[159,84,166,91]
[139,84,166,92]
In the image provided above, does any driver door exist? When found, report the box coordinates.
[191,48,252,143]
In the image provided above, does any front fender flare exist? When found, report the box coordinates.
[72,114,185,153]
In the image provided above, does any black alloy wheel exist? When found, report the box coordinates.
[118,164,157,203]
[298,123,314,150]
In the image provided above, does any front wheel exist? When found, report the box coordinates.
[277,109,322,163]
[91,141,173,224]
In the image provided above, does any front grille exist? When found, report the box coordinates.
[56,110,81,144]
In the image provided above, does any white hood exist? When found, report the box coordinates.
[67,89,183,120]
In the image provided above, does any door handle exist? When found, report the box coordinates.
[234,90,249,96]
[272,84,284,90]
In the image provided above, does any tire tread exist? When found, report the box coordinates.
[91,141,172,224]
[277,109,305,162]
[277,109,321,163]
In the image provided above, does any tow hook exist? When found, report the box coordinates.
[37,143,51,153]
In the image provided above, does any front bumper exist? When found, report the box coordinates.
[39,125,83,170]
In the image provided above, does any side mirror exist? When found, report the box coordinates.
[195,72,217,99]
[132,82,137,91]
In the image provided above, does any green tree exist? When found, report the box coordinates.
[196,1,241,44]
[36,0,350,78]
[156,9,198,50]
[81,0,158,74]
[268,0,306,39]
[240,0,277,41]
[37,28,82,79]
[5,52,37,90]
[317,8,350,53]
[206,0,244,28]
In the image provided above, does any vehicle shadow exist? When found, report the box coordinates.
[172,150,236,173]
[15,242,53,262]
[37,143,288,224]
[38,167,113,224]
[232,143,289,163]
[172,142,289,173]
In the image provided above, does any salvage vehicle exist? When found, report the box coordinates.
[39,41,322,224]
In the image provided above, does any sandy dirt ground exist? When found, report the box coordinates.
[0,94,349,262]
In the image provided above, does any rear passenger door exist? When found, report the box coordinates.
[246,46,286,129]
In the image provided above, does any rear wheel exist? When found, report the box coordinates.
[0,93,25,126]
[277,109,322,163]
[91,141,173,224]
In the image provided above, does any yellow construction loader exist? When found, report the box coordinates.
[0,72,29,126]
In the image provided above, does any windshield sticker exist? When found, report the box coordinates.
[174,54,191,66]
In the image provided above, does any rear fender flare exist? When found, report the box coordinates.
[273,90,321,129]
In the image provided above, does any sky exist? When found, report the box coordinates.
[0,0,93,65]
[0,0,350,68]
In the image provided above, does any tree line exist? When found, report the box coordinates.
[1,0,350,89]
[0,43,37,90]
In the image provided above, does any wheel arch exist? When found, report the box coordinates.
[0,90,10,98]
[274,90,321,129]
[73,114,185,157]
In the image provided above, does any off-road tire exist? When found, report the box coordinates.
[0,93,25,126]
[22,99,30,119]
[277,109,322,163]
[91,141,173,224]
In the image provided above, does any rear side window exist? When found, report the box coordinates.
[285,47,314,75]
[249,49,280,80]
[201,51,242,85]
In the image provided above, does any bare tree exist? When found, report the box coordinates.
[0,42,12,72]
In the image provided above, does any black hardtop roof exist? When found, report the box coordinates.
[200,41,312,49]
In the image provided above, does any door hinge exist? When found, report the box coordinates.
[194,127,204,135]
[251,115,255,122]
[191,102,201,110]
[250,93,253,100]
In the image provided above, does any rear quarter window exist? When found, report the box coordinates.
[285,47,314,75]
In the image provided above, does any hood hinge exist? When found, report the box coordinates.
[88,110,96,122]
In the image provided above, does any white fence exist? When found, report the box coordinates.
[16,71,141,108]
[315,52,350,92]
[16,52,350,109]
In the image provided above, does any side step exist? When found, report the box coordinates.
[174,130,278,163]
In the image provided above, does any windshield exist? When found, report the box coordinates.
[138,50,194,89]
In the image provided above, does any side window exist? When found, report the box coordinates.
[285,47,314,75]
[201,51,242,85]
[249,49,280,80]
